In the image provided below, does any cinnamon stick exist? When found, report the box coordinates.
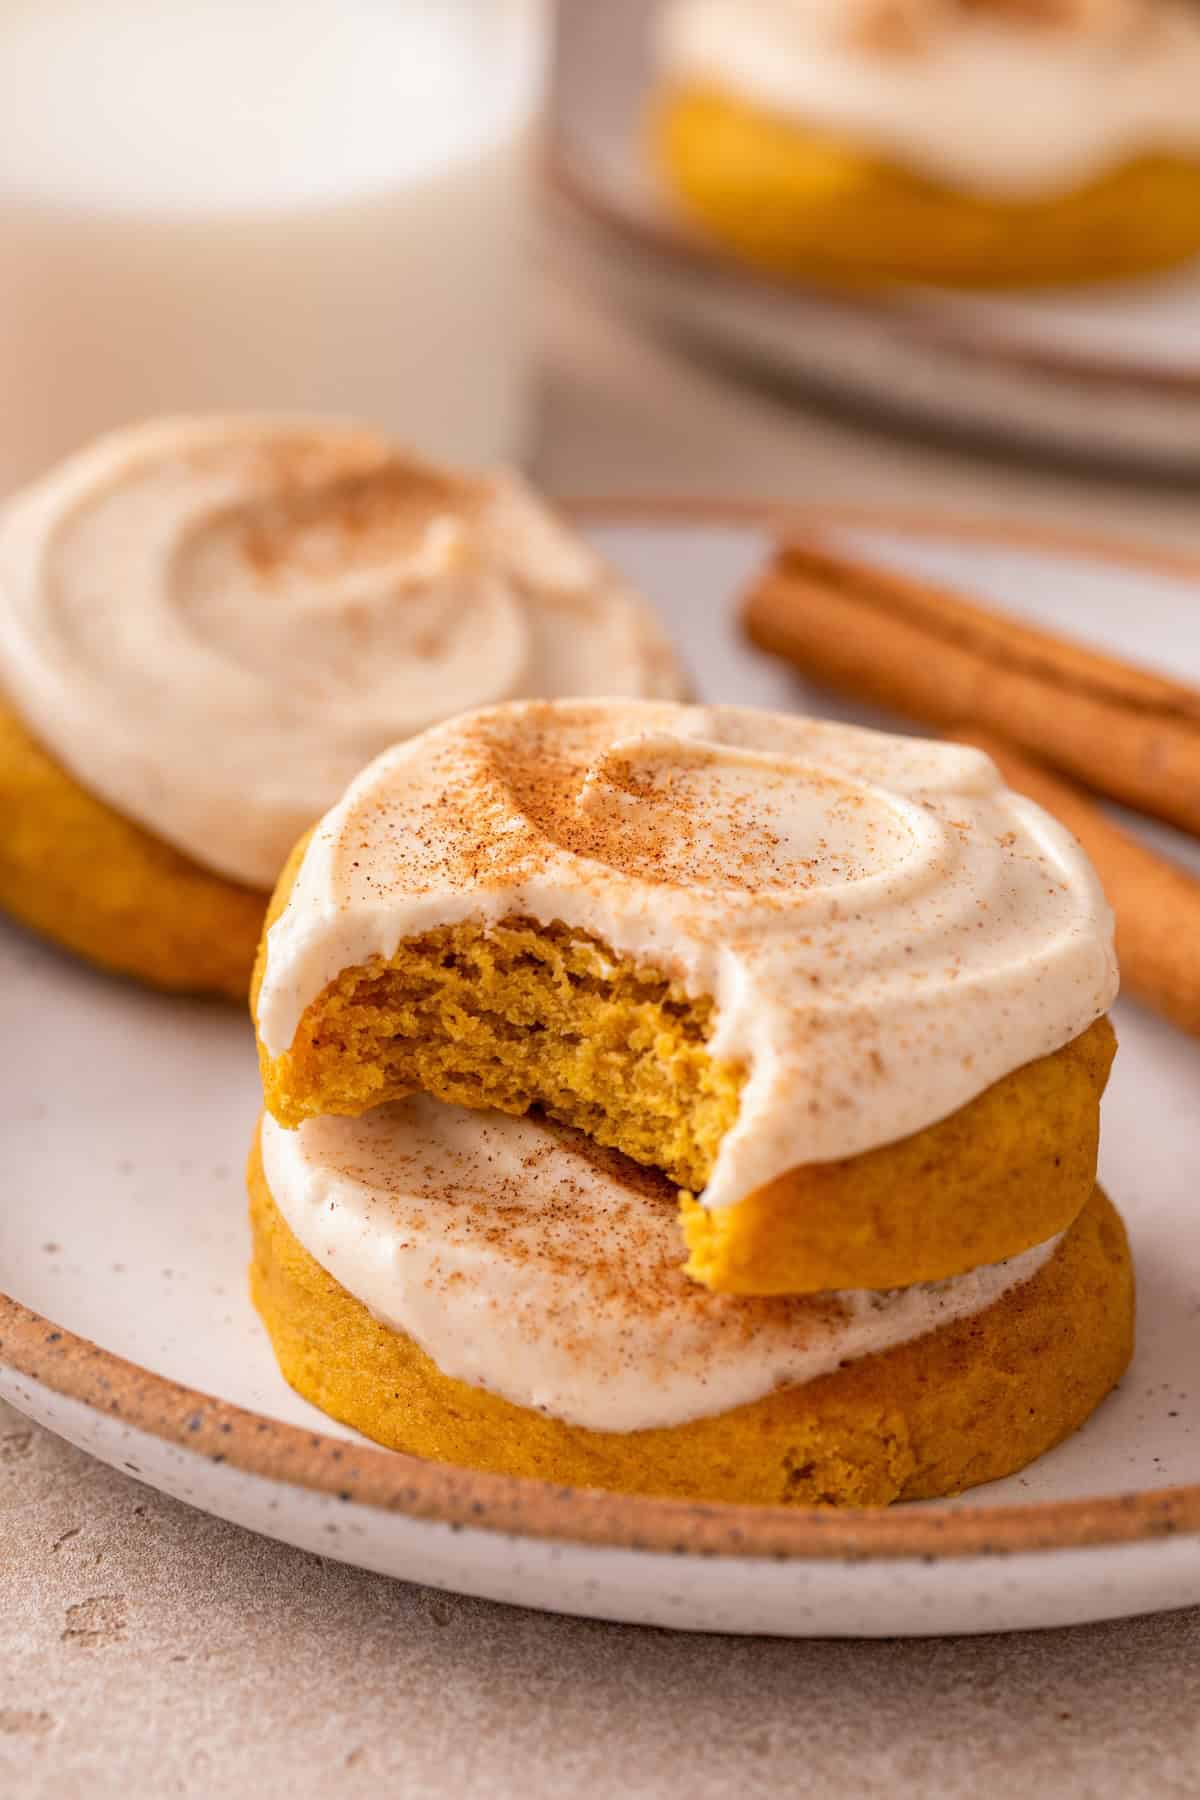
[744,539,1200,837]
[956,731,1200,1038]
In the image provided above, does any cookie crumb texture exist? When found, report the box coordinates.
[260,918,744,1193]
[0,699,264,997]
[249,1147,1134,1507]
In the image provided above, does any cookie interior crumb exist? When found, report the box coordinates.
[261,918,745,1193]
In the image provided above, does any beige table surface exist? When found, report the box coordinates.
[4,268,1200,1799]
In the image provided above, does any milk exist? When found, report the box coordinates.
[0,0,545,493]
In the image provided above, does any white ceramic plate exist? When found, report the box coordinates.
[549,0,1200,471]
[2,505,1199,1637]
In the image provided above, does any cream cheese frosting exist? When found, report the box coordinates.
[0,416,683,889]
[257,699,1118,1209]
[658,0,1200,197]
[261,1097,1060,1432]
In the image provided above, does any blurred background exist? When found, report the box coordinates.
[2,0,1199,527]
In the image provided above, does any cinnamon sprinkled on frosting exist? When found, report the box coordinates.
[855,0,1154,49]
[258,699,1118,1207]
[658,0,1200,195]
[262,1097,1060,1430]
[0,417,683,888]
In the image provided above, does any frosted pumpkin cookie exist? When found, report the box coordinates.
[253,699,1119,1295]
[0,417,683,998]
[652,0,1200,287]
[248,1100,1133,1505]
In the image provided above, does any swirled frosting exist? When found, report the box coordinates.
[257,700,1118,1207]
[0,417,683,889]
[261,1097,1059,1431]
[658,0,1200,197]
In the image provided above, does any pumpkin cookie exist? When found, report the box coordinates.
[0,417,684,995]
[653,0,1200,287]
[249,1103,1133,1506]
[253,700,1118,1294]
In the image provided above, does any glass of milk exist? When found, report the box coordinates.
[0,0,546,494]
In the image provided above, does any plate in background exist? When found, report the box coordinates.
[549,0,1200,472]
[1,503,1198,1638]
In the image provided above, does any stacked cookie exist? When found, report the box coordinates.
[250,699,1133,1506]
[0,418,683,997]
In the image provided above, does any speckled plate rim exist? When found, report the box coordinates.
[4,497,1199,1567]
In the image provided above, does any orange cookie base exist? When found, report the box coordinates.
[653,85,1200,288]
[0,697,265,1000]
[684,1017,1115,1294]
[249,1131,1133,1508]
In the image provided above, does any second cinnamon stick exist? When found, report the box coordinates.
[745,541,1200,838]
[959,730,1200,1040]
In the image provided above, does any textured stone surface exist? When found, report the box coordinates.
[2,1402,1199,1799]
